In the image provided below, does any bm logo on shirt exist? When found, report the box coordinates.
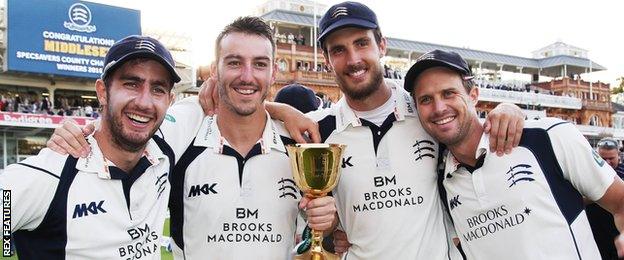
[73,200,107,218]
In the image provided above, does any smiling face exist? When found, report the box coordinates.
[96,58,174,152]
[412,66,479,146]
[323,27,385,100]
[214,32,275,117]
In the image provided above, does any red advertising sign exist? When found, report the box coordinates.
[0,112,94,128]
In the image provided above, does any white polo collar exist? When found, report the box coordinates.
[445,133,489,175]
[333,79,417,133]
[192,111,286,154]
[76,134,166,179]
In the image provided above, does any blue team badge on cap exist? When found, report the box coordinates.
[592,149,605,167]
[331,7,349,18]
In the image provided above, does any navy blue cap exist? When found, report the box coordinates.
[101,35,181,83]
[404,49,473,93]
[274,84,321,114]
[318,1,379,46]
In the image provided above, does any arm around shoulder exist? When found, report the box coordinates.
[545,119,615,201]
[159,96,207,157]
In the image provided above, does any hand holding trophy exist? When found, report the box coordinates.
[287,143,346,260]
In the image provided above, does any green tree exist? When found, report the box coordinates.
[613,77,624,94]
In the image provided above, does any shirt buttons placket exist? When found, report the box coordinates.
[472,170,488,206]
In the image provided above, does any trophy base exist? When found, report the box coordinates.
[294,250,341,260]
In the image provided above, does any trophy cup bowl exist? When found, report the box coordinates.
[286,143,346,260]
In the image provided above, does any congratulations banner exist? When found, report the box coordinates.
[5,0,141,78]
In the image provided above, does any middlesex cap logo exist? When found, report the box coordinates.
[135,40,157,52]
[416,52,435,62]
[331,6,349,19]
[64,3,97,33]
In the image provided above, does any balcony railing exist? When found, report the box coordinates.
[548,77,610,90]
[478,88,582,109]
[575,124,624,139]
[582,100,612,111]
[276,42,320,53]
[275,70,336,85]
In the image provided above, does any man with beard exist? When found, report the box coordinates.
[406,49,624,259]
[0,35,179,259]
[46,17,337,259]
[198,2,523,259]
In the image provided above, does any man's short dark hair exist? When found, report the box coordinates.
[215,16,275,60]
[462,78,475,93]
[321,27,383,55]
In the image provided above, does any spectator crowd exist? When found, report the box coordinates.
[275,31,307,46]
[0,93,99,118]
[475,80,555,95]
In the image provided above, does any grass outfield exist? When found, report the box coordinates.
[2,219,174,260]
[162,218,173,260]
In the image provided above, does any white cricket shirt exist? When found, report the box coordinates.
[307,80,461,260]
[443,118,614,260]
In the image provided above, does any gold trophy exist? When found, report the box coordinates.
[286,143,346,260]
